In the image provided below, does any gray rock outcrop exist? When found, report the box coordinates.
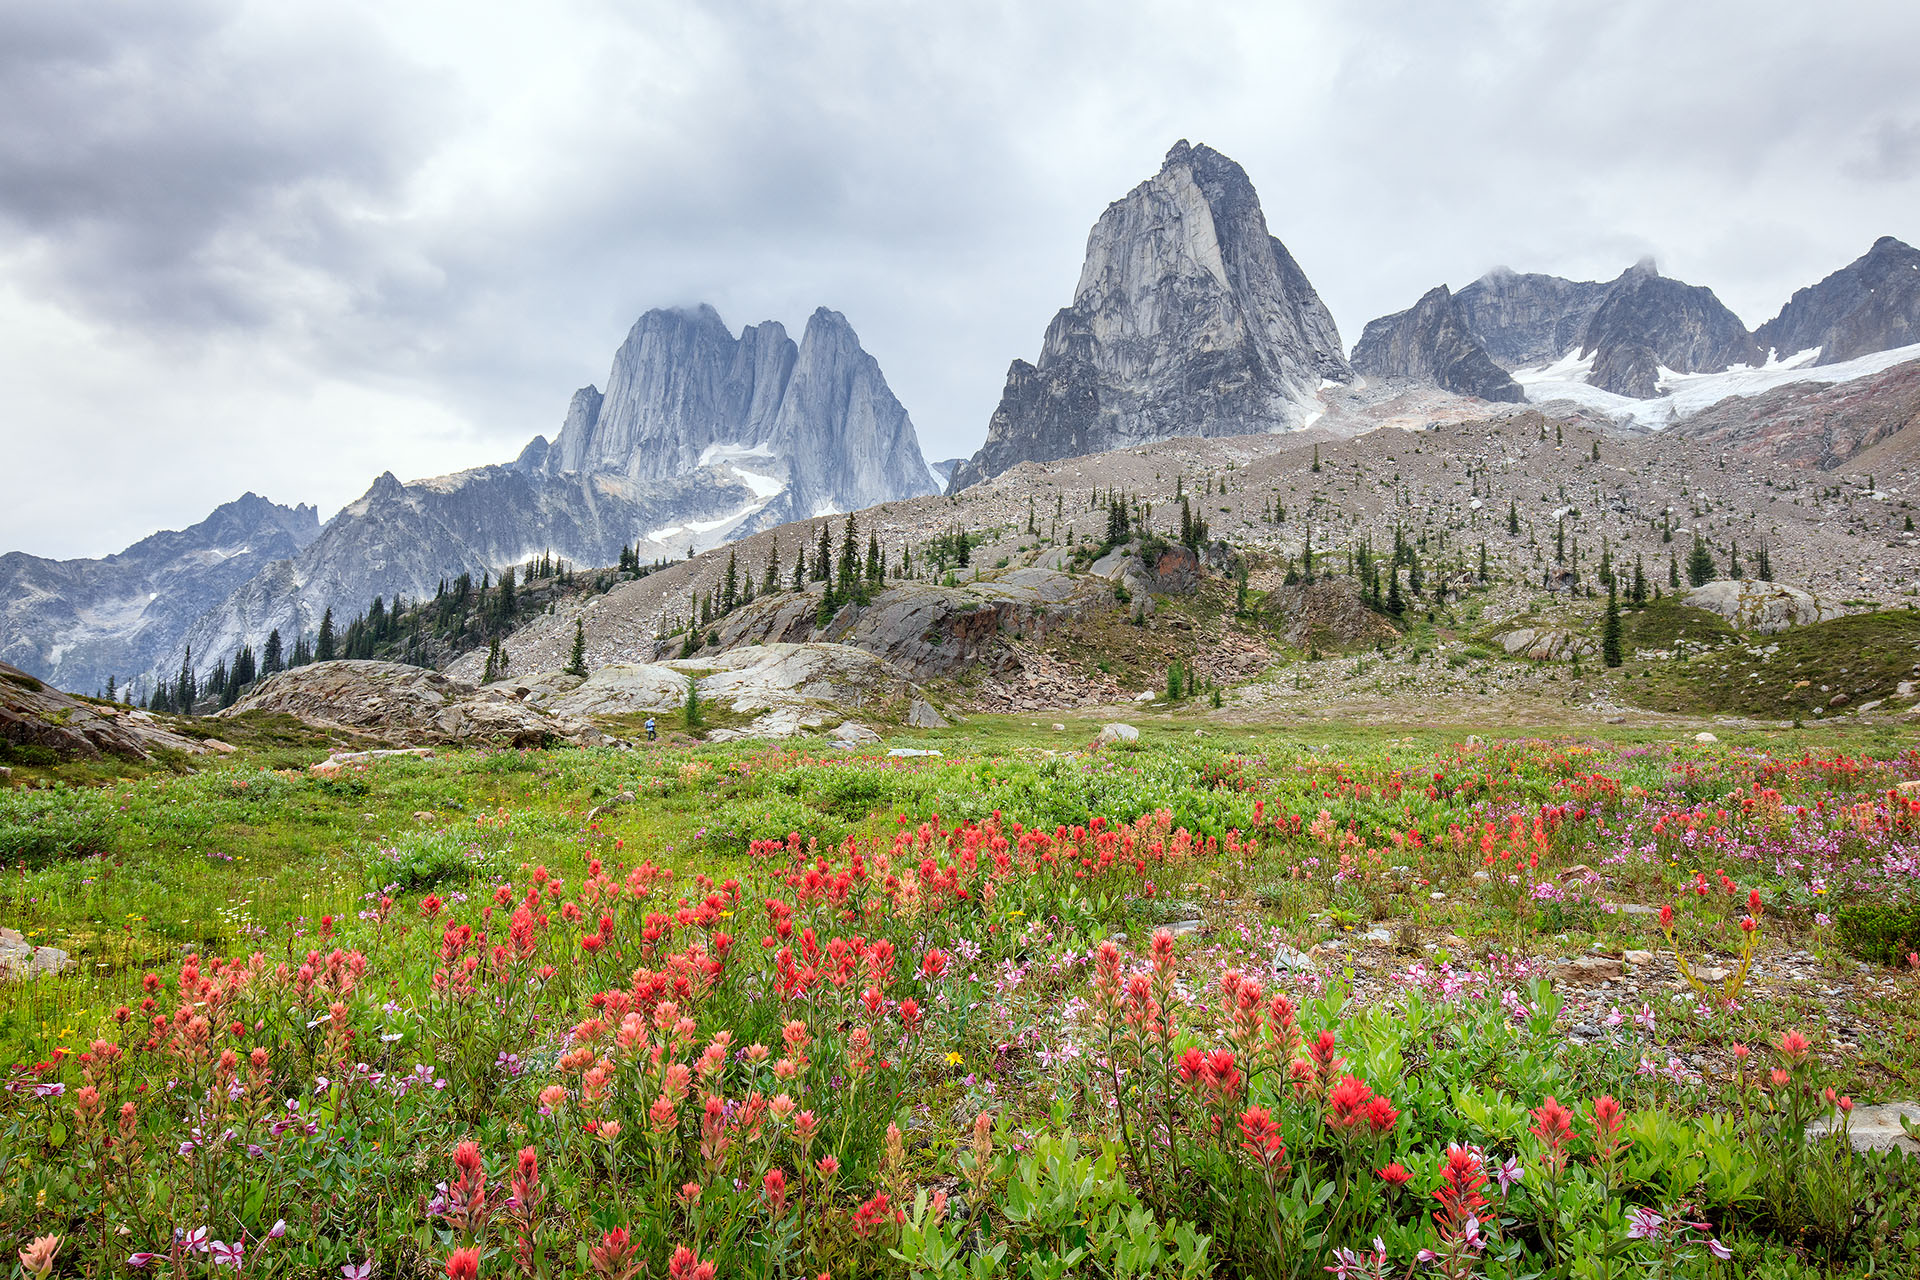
[948,141,1349,491]
[1,661,212,761]
[1495,628,1598,662]
[1351,285,1524,402]
[666,568,1109,681]
[220,660,602,747]
[1684,580,1837,633]
[1755,236,1920,365]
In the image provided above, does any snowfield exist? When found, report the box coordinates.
[1514,342,1920,430]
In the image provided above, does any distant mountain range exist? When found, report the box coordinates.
[5,306,935,696]
[0,494,319,697]
[3,138,1918,695]
[1354,236,1920,403]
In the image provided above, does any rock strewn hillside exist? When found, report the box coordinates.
[1672,358,1920,469]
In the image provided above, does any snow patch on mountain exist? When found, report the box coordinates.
[1514,341,1920,429]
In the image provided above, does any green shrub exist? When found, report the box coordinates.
[362,827,505,892]
[1833,900,1920,966]
[0,786,117,863]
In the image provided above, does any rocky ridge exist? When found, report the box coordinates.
[1350,285,1524,402]
[1,661,215,762]
[453,381,1920,724]
[1451,269,1611,369]
[1578,259,1761,397]
[1755,236,1920,365]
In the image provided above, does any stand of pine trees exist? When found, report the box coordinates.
[143,552,655,714]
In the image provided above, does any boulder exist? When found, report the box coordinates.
[1694,731,1719,744]
[549,663,700,717]
[1096,723,1140,745]
[1496,628,1598,662]
[1808,1102,1920,1155]
[1685,580,1838,634]
[0,928,72,981]
[1273,943,1315,972]
[682,643,915,713]
[887,747,942,758]
[1555,955,1624,984]
[827,722,882,746]
[906,699,949,729]
[223,661,600,748]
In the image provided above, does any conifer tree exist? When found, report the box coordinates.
[867,530,883,586]
[1686,536,1716,587]
[263,629,283,674]
[1508,501,1520,535]
[1727,540,1742,579]
[1631,554,1647,605]
[764,544,780,595]
[1603,582,1623,668]
[1386,568,1404,616]
[1668,552,1681,588]
[791,551,806,592]
[1755,541,1773,582]
[721,552,739,614]
[175,646,197,717]
[814,522,832,581]
[105,675,117,702]
[567,619,588,677]
[836,516,862,604]
[315,609,337,661]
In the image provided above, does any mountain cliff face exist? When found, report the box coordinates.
[1450,269,1610,369]
[1577,259,1761,397]
[1755,236,1920,365]
[1350,285,1524,402]
[948,141,1349,492]
[0,494,319,694]
[546,305,934,518]
[154,305,935,687]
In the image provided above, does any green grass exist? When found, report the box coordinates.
[1619,596,1738,650]
[1629,608,1920,717]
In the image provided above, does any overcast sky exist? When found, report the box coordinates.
[3,0,1917,559]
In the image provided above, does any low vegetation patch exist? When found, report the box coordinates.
[2,728,1919,1277]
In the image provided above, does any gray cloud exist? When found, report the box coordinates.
[1,0,1917,558]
